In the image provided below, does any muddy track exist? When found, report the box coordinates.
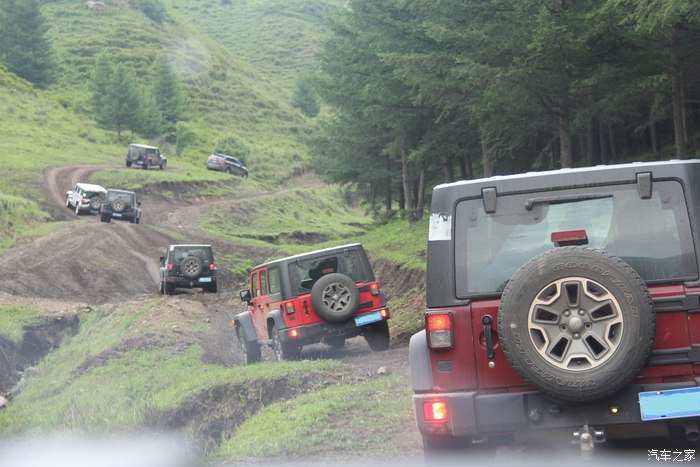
[1,164,411,373]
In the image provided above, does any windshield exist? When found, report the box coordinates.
[287,250,366,296]
[455,180,696,296]
[108,191,134,203]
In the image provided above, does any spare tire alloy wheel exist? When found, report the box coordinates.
[112,199,126,213]
[89,197,102,210]
[180,256,203,279]
[310,273,360,323]
[498,247,655,403]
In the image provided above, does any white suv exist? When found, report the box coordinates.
[65,182,107,216]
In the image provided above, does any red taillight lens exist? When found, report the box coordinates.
[380,308,389,319]
[284,301,295,314]
[370,283,380,296]
[167,264,174,270]
[426,313,453,349]
[423,401,448,422]
[289,329,298,338]
[209,263,215,270]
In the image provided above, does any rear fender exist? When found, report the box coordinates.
[409,330,434,392]
[266,309,287,338]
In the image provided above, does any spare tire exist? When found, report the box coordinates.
[497,247,655,403]
[180,256,203,279]
[89,196,102,210]
[311,273,359,323]
[112,199,125,212]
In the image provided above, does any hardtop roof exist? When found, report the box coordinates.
[253,243,363,270]
[75,182,106,192]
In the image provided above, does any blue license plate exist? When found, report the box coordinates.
[639,387,700,421]
[198,277,212,283]
[354,311,382,327]
[112,213,122,217]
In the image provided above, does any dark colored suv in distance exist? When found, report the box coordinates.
[159,244,217,295]
[126,143,167,170]
[206,153,248,178]
[234,243,390,364]
[410,160,700,457]
[100,189,141,224]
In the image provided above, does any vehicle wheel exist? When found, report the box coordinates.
[112,199,125,212]
[236,328,261,365]
[75,204,81,216]
[89,196,102,210]
[310,273,359,323]
[100,214,110,223]
[65,197,71,208]
[159,281,164,294]
[272,324,301,361]
[159,161,166,170]
[164,283,175,295]
[364,320,390,351]
[126,161,132,168]
[206,283,218,293]
[225,167,232,174]
[142,161,149,170]
[134,216,140,225]
[325,337,345,349]
[498,247,656,403]
[180,257,203,279]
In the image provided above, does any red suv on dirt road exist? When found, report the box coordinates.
[410,160,700,457]
[235,243,390,364]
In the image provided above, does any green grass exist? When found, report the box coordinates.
[203,186,375,252]
[0,305,45,341]
[358,216,429,271]
[216,374,414,461]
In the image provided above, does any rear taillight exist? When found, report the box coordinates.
[370,283,380,296]
[288,329,298,338]
[284,301,295,314]
[426,312,453,349]
[423,401,448,422]
[379,308,389,319]
[167,264,174,270]
[209,263,215,270]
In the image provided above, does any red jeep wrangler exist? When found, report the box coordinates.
[234,243,390,363]
[410,160,700,456]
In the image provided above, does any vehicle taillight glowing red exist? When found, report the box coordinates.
[167,264,174,270]
[284,301,295,314]
[370,283,380,296]
[289,329,298,338]
[209,263,215,270]
[426,312,453,349]
[380,308,389,319]
[423,401,448,422]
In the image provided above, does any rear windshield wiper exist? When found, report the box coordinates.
[524,193,612,210]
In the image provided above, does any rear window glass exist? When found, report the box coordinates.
[455,180,696,297]
[108,191,134,203]
[287,250,367,296]
[170,247,213,264]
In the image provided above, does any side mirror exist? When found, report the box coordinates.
[240,290,251,303]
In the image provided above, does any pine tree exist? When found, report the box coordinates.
[0,0,54,87]
[150,54,182,133]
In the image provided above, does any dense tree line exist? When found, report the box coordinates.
[310,0,700,220]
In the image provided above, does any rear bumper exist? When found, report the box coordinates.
[413,381,700,439]
[278,309,389,345]
[164,275,217,289]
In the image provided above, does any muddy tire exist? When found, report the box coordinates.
[310,273,359,323]
[126,160,132,168]
[205,282,217,293]
[75,204,81,216]
[100,214,110,223]
[159,280,164,294]
[237,328,261,365]
[164,282,174,295]
[180,257,202,279]
[498,247,655,403]
[159,160,166,170]
[272,324,301,361]
[65,196,71,208]
[364,320,390,351]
